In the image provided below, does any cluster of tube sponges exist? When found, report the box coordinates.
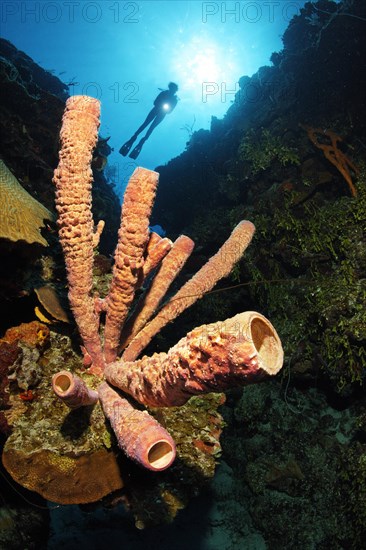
[51,96,284,472]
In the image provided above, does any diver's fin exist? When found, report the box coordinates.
[129,138,146,159]
[119,137,135,156]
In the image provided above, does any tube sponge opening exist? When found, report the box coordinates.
[53,372,73,393]
[147,440,176,471]
[52,370,99,409]
[249,314,284,375]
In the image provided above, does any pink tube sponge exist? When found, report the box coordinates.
[53,95,105,374]
[52,370,99,409]
[98,382,176,471]
[105,311,284,407]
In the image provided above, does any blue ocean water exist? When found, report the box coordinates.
[1,0,308,196]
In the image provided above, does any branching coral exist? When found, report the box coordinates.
[302,125,359,196]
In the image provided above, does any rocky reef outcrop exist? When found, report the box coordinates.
[149,0,366,545]
[0,38,121,334]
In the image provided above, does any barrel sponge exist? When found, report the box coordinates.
[0,159,52,246]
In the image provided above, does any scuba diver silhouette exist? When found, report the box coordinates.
[119,82,179,159]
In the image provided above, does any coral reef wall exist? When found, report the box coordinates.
[153,0,366,239]
[149,2,366,545]
[0,38,67,210]
[151,0,366,394]
[0,38,120,254]
[0,39,121,333]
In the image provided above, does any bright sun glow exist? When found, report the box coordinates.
[173,35,239,103]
